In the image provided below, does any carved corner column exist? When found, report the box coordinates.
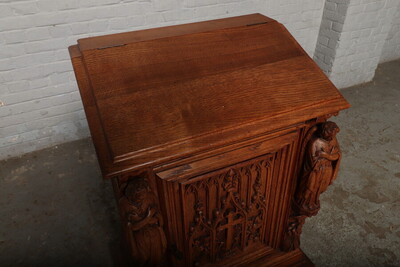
[112,173,167,266]
[282,120,342,252]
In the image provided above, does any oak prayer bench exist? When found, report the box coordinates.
[69,14,350,266]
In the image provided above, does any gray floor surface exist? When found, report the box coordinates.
[1,60,399,266]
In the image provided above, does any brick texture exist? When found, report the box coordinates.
[314,0,400,89]
[380,3,400,63]
[0,0,325,160]
[314,0,350,77]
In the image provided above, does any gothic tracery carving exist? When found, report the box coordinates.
[185,157,273,264]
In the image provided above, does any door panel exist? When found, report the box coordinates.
[156,134,299,266]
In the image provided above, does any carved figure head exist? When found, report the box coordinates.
[124,177,150,203]
[320,121,339,141]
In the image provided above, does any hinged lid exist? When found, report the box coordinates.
[69,14,350,178]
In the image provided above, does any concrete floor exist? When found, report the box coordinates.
[0,59,399,266]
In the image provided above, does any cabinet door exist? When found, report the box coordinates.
[156,132,299,266]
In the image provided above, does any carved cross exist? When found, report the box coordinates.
[218,211,244,250]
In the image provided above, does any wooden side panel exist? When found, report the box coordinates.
[68,45,112,175]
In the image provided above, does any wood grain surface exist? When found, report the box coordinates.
[69,14,349,177]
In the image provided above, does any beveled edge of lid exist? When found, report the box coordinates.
[77,13,275,51]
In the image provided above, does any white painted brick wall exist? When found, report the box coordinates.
[315,0,400,89]
[314,0,350,76]
[0,0,325,160]
[380,2,400,63]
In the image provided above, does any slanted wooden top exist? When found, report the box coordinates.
[69,14,350,178]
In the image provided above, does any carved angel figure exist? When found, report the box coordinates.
[119,177,167,266]
[295,121,341,216]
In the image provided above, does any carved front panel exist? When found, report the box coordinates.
[183,158,270,264]
[168,144,297,266]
